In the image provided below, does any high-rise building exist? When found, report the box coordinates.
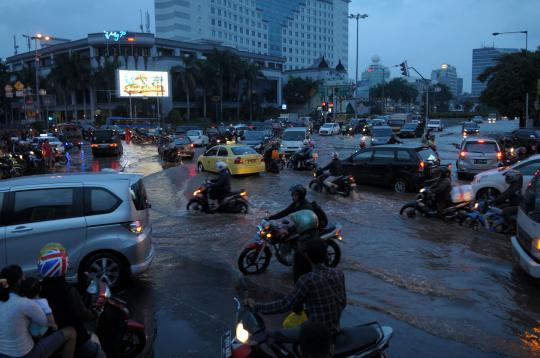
[431,64,460,98]
[155,0,349,71]
[456,77,463,96]
[356,55,389,98]
[471,47,519,97]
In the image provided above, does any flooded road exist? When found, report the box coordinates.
[51,120,540,357]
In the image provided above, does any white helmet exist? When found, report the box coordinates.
[216,161,228,171]
[332,151,339,159]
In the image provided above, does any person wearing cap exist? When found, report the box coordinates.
[38,243,105,358]
[319,152,343,193]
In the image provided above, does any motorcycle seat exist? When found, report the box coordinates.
[333,324,381,356]
[271,327,300,343]
[319,225,336,236]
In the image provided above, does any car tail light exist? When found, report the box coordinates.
[496,151,502,160]
[418,160,425,172]
[91,144,98,148]
[234,157,243,164]
[109,143,117,148]
[124,220,143,234]
[348,176,355,183]
[460,151,466,158]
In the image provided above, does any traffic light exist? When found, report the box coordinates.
[400,61,409,77]
[321,101,327,111]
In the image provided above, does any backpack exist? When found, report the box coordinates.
[311,201,328,228]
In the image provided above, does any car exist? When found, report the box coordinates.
[427,119,444,132]
[398,123,423,138]
[32,135,65,153]
[158,136,194,160]
[187,130,209,146]
[462,122,480,136]
[239,130,267,150]
[371,126,394,146]
[281,127,310,155]
[456,138,502,180]
[197,144,265,175]
[0,172,154,286]
[348,118,369,134]
[341,145,441,193]
[234,125,251,138]
[175,125,201,135]
[250,123,273,138]
[508,129,540,148]
[487,113,498,124]
[101,125,125,140]
[369,118,387,127]
[387,119,407,133]
[472,154,540,201]
[55,124,84,147]
[472,116,484,124]
[91,129,123,156]
[318,123,340,135]
[511,170,540,278]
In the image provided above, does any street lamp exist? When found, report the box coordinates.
[349,13,368,96]
[492,30,529,127]
[26,33,53,124]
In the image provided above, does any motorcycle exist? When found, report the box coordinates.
[400,187,471,221]
[309,169,356,197]
[53,148,68,165]
[237,219,343,275]
[86,274,146,358]
[222,278,394,358]
[460,200,515,233]
[0,154,23,178]
[502,147,520,166]
[186,181,250,214]
[286,152,317,171]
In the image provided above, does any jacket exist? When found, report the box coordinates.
[321,158,343,177]
[268,198,313,220]
[493,179,523,206]
[431,177,452,203]
[210,169,231,194]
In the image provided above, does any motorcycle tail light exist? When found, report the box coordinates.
[240,191,248,197]
[348,176,355,183]
[496,152,502,160]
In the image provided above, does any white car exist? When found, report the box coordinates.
[319,123,340,135]
[427,119,444,132]
[187,130,209,146]
[471,154,540,201]
[31,136,64,153]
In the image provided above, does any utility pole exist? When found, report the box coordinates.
[403,62,430,132]
[349,13,368,96]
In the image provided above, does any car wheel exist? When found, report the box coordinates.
[81,252,128,288]
[197,163,204,172]
[392,178,409,193]
[476,188,500,202]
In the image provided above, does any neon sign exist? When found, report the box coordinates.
[104,31,127,42]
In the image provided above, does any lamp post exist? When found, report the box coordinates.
[349,13,368,96]
[492,30,529,127]
[25,33,52,125]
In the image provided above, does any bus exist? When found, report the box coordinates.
[106,117,159,129]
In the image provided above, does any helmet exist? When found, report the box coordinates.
[37,243,69,278]
[289,184,307,201]
[303,140,310,147]
[216,161,228,171]
[439,166,451,178]
[332,152,339,159]
[505,170,521,184]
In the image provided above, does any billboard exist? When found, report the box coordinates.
[117,70,169,97]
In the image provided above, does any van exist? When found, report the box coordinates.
[281,127,309,155]
[0,172,154,286]
[512,170,540,278]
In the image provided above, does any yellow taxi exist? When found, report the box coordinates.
[197,144,266,175]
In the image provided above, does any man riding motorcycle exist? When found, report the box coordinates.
[492,170,522,229]
[430,166,452,218]
[208,161,231,209]
[319,152,343,193]
[293,140,313,170]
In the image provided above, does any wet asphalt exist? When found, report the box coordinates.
[51,119,540,358]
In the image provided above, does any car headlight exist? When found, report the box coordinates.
[236,322,250,344]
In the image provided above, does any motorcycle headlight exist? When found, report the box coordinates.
[236,322,250,344]
[419,188,426,193]
[29,151,34,155]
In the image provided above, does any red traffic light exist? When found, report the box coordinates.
[329,102,334,108]
[322,102,326,106]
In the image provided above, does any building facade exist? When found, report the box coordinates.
[155,0,350,71]
[356,55,390,99]
[430,63,462,98]
[471,47,519,97]
[5,31,284,122]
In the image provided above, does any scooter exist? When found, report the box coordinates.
[309,169,356,197]
[186,181,250,214]
[460,200,515,233]
[222,278,394,358]
[86,275,146,358]
[286,152,317,171]
[400,187,471,221]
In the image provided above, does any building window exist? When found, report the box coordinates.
[212,19,215,25]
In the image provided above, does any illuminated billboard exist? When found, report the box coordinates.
[117,70,169,97]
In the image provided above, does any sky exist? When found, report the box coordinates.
[1,0,538,92]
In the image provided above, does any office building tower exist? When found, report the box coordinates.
[471,47,519,97]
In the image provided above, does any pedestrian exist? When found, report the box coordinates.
[41,139,54,169]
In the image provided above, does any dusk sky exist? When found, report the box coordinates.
[1,0,538,92]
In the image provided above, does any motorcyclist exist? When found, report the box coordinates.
[492,170,522,229]
[208,161,231,209]
[268,184,313,221]
[264,142,281,173]
[293,140,313,170]
[39,243,105,358]
[430,166,452,218]
[388,133,402,144]
[320,152,343,192]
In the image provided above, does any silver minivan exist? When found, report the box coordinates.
[456,138,502,180]
[0,172,154,286]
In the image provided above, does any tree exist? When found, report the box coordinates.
[197,60,216,120]
[91,59,119,118]
[171,53,199,121]
[244,61,263,122]
[283,77,320,105]
[369,78,418,111]
[478,50,540,125]
[429,83,453,112]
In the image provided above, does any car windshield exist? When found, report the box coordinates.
[464,123,478,129]
[322,123,334,128]
[244,131,264,140]
[93,131,113,140]
[428,120,440,125]
[388,120,405,126]
[418,148,438,162]
[282,131,306,141]
[372,128,392,136]
[402,124,417,129]
[187,130,200,136]
[231,146,257,155]
[173,138,191,145]
[465,142,498,153]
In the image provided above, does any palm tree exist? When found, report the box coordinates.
[197,60,215,120]
[48,55,75,121]
[243,62,263,122]
[171,53,199,121]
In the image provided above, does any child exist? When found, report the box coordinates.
[20,277,57,336]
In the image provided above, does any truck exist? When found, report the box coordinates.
[278,113,299,124]
[387,113,412,132]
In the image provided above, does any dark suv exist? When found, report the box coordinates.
[509,128,540,147]
[341,145,440,193]
[91,129,123,156]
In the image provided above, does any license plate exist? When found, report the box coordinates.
[100,144,108,148]
[247,159,257,164]
[221,330,232,358]
[350,183,357,187]
[475,159,487,164]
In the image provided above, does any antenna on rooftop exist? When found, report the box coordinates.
[139,9,144,32]
[13,35,19,55]
[145,10,151,33]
